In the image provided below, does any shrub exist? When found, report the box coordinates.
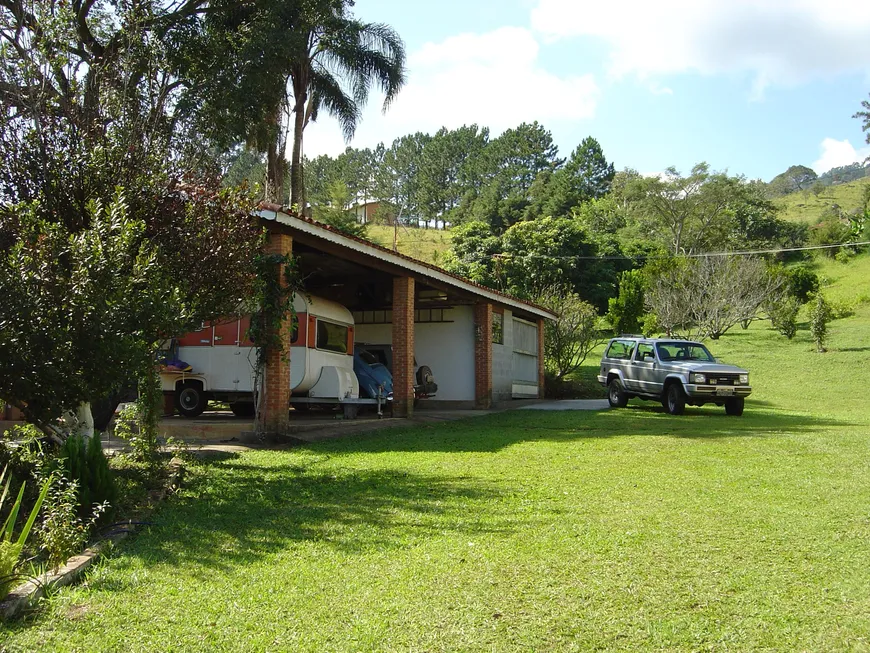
[37,475,108,569]
[54,435,116,520]
[809,293,833,352]
[607,269,644,335]
[809,219,850,257]
[769,296,800,339]
[0,467,51,596]
[784,265,820,303]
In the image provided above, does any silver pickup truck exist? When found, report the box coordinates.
[598,337,751,416]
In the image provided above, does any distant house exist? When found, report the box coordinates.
[352,200,385,224]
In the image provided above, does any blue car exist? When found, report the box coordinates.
[354,346,394,400]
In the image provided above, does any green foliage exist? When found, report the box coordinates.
[784,265,820,303]
[607,270,645,335]
[54,435,117,520]
[768,295,800,339]
[543,136,615,217]
[37,475,107,570]
[311,181,367,237]
[768,165,819,196]
[537,288,605,379]
[0,466,51,596]
[809,219,851,256]
[809,293,833,352]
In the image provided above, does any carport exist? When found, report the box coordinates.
[256,205,556,435]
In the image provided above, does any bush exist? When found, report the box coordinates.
[37,475,107,569]
[769,296,800,339]
[809,293,833,352]
[784,265,820,303]
[544,374,585,400]
[607,269,644,335]
[53,435,116,520]
[809,219,850,257]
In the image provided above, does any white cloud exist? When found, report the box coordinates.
[530,0,870,95]
[302,26,599,158]
[812,138,870,174]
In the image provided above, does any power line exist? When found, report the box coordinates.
[480,240,870,262]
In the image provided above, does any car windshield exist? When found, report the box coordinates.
[655,342,715,362]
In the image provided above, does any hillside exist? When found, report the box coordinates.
[365,224,453,266]
[776,176,870,224]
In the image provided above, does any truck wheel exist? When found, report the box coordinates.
[665,383,686,415]
[176,382,206,418]
[725,397,745,416]
[230,402,255,417]
[607,378,628,408]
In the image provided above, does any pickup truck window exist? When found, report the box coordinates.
[606,340,635,360]
[635,343,655,361]
[656,342,714,362]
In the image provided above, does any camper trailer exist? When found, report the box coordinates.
[161,295,369,418]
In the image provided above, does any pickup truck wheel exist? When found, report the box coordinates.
[176,383,206,418]
[665,383,686,415]
[724,397,745,416]
[607,378,629,408]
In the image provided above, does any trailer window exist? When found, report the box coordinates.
[316,320,348,353]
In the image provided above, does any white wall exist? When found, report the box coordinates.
[354,306,476,402]
[492,309,513,403]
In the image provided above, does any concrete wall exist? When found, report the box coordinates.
[354,306,476,402]
[492,309,513,403]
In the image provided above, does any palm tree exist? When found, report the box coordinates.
[285,7,405,209]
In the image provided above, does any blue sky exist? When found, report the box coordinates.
[301,0,870,182]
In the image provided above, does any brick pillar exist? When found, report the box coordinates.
[474,303,493,409]
[392,276,415,418]
[537,318,546,399]
[259,232,293,434]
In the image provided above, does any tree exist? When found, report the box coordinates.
[624,163,742,255]
[285,5,405,208]
[809,293,833,352]
[544,137,615,217]
[537,288,606,380]
[374,133,431,223]
[311,180,367,237]
[768,165,819,196]
[0,1,262,436]
[854,93,870,148]
[417,125,489,227]
[643,256,783,339]
[607,270,645,335]
[178,1,405,205]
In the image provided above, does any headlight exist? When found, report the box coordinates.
[739,374,749,385]
[691,373,706,384]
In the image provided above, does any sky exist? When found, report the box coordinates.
[301,0,870,182]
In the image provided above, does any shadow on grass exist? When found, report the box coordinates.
[318,402,858,455]
[100,461,506,577]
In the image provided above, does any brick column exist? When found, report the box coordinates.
[392,276,415,418]
[537,317,546,399]
[474,303,493,409]
[259,232,293,434]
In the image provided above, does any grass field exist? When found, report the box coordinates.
[3,255,870,651]
[776,176,870,224]
[365,224,453,266]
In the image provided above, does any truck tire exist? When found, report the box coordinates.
[176,382,206,418]
[607,378,629,408]
[724,397,745,416]
[664,383,686,415]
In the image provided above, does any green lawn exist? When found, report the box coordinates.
[4,259,870,651]
[365,224,453,266]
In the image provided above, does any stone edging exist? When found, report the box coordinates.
[0,458,185,620]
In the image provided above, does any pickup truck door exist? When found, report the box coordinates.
[631,343,661,396]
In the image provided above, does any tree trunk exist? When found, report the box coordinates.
[289,91,307,210]
[264,110,286,205]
